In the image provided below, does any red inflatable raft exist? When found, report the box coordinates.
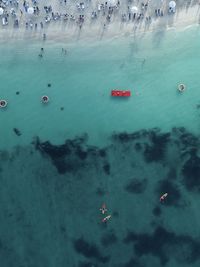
[111,90,131,97]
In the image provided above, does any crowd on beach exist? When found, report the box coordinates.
[0,0,199,38]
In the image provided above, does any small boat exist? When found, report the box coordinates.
[111,90,131,97]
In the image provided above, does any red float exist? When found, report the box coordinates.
[111,90,131,97]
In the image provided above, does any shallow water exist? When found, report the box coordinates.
[1,26,200,267]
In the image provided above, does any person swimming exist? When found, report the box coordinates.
[13,128,21,136]
[100,203,107,214]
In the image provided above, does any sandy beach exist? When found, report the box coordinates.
[0,0,199,43]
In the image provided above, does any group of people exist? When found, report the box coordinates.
[0,0,191,38]
[99,193,168,224]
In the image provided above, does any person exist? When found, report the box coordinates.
[102,215,111,223]
[142,59,146,67]
[100,203,107,214]
[160,193,168,202]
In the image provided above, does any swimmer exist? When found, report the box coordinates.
[102,215,111,223]
[142,59,146,67]
[62,48,67,55]
[160,193,168,202]
[100,203,107,214]
[13,128,21,136]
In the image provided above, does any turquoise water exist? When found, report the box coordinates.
[1,26,200,148]
[1,26,200,267]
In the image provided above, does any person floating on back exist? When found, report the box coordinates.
[160,193,168,202]
[102,215,112,223]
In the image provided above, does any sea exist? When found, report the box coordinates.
[1,25,200,267]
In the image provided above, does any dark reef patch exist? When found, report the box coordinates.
[103,163,110,175]
[75,146,88,160]
[179,132,198,148]
[182,152,200,192]
[78,261,98,267]
[125,178,147,194]
[166,168,177,180]
[134,142,142,151]
[123,257,144,267]
[34,135,106,174]
[33,128,199,183]
[111,131,142,143]
[124,228,170,265]
[172,127,186,134]
[101,231,118,247]
[172,128,199,153]
[124,226,200,265]
[112,132,132,143]
[74,237,110,263]
[152,206,162,217]
[51,158,66,174]
[143,132,170,163]
[38,140,71,158]
[99,149,107,158]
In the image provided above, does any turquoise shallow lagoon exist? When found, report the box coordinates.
[1,26,200,267]
[1,26,200,148]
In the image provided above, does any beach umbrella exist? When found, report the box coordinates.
[169,1,176,8]
[108,0,117,7]
[130,6,138,13]
[27,7,34,14]
[0,7,4,15]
